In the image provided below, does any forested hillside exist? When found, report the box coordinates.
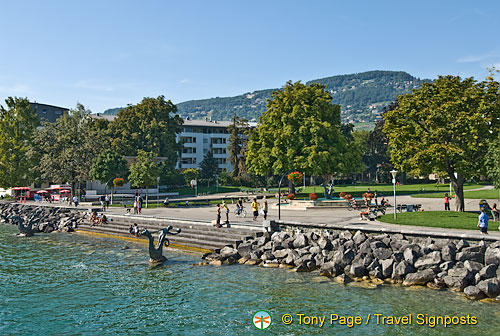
[103,71,430,123]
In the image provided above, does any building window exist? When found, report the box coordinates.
[180,158,197,165]
[203,138,208,143]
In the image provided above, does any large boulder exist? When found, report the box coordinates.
[441,244,456,262]
[339,230,353,240]
[403,248,418,265]
[373,248,392,260]
[463,286,486,300]
[333,249,355,267]
[317,237,332,250]
[220,246,239,258]
[402,269,435,286]
[352,231,367,245]
[478,264,498,280]
[273,248,291,259]
[485,247,500,265]
[464,260,483,273]
[476,278,500,298]
[393,260,415,280]
[414,251,442,269]
[456,250,484,264]
[381,259,394,279]
[292,234,308,248]
[350,264,366,278]
[443,267,473,291]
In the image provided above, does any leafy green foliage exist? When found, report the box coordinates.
[109,96,183,166]
[247,81,346,176]
[227,115,250,179]
[32,104,106,191]
[173,71,429,123]
[199,151,219,179]
[486,133,500,189]
[181,168,199,185]
[128,150,160,188]
[0,97,40,188]
[89,149,128,187]
[383,75,500,211]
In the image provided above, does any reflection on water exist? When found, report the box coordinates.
[0,224,498,336]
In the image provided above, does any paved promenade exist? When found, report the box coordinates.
[22,192,500,241]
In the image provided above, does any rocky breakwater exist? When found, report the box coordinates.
[0,203,85,233]
[202,230,500,302]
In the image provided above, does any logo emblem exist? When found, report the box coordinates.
[253,310,272,330]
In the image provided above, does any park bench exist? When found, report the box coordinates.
[396,204,422,213]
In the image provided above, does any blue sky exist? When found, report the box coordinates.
[1,0,499,113]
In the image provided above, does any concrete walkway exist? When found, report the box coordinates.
[22,191,500,242]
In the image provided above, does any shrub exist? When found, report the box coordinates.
[287,171,303,185]
[339,192,346,198]
[113,177,125,187]
[309,193,318,201]
[286,193,296,200]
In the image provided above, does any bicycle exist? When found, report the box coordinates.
[347,200,362,211]
[234,207,247,218]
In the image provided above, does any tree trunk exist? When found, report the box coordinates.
[451,174,465,212]
[288,179,295,195]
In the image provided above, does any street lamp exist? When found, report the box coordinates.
[157,176,160,207]
[390,169,398,220]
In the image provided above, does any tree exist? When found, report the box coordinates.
[182,168,199,185]
[32,104,107,195]
[89,149,128,188]
[246,81,346,178]
[109,96,183,167]
[383,75,500,211]
[227,115,250,179]
[486,133,500,189]
[199,151,219,179]
[362,117,393,183]
[0,97,39,188]
[128,150,160,207]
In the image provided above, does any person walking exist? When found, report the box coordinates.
[105,194,110,210]
[72,195,79,207]
[492,203,499,221]
[478,208,489,234]
[444,193,451,211]
[236,197,244,216]
[251,198,260,221]
[133,199,138,214]
[263,198,268,220]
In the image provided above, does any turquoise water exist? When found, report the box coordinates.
[1,224,499,336]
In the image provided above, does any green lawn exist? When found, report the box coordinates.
[167,185,242,195]
[411,188,499,200]
[378,211,499,231]
[296,183,484,199]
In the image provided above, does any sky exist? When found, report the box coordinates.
[1,0,500,113]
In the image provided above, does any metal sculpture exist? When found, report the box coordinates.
[11,209,42,237]
[141,226,181,263]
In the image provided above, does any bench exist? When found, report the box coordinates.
[396,204,422,213]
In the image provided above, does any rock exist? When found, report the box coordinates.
[373,248,392,260]
[463,286,486,300]
[414,251,442,269]
[339,230,353,240]
[292,234,308,248]
[320,261,339,277]
[334,274,350,284]
[309,246,321,255]
[238,257,249,264]
[357,241,372,255]
[403,248,418,265]
[456,239,470,251]
[393,261,415,279]
[403,269,435,286]
[333,249,355,267]
[441,245,456,262]
[210,260,222,266]
[440,261,455,272]
[263,261,280,268]
[271,232,289,243]
[478,264,497,280]
[381,259,394,279]
[443,267,473,291]
[237,243,253,258]
[273,248,290,259]
[220,246,239,258]
[294,264,310,272]
[350,264,366,278]
[464,260,483,273]
[244,259,262,266]
[485,247,500,265]
[317,237,332,250]
[476,278,500,298]
[456,251,484,264]
[352,231,367,245]
[366,259,380,272]
[260,251,275,261]
[371,241,387,249]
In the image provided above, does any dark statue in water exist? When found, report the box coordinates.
[141,226,182,263]
[11,208,43,237]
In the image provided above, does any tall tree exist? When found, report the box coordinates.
[0,97,39,188]
[32,104,107,194]
[486,133,500,189]
[246,81,346,177]
[128,150,160,207]
[383,75,500,211]
[109,96,183,168]
[363,117,393,182]
[199,151,219,179]
[227,115,249,179]
[89,149,128,188]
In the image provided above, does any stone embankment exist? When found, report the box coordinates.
[203,229,500,302]
[0,203,84,233]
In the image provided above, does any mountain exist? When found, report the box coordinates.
[102,71,431,123]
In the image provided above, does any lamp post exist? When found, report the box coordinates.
[390,170,398,220]
[157,176,160,207]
